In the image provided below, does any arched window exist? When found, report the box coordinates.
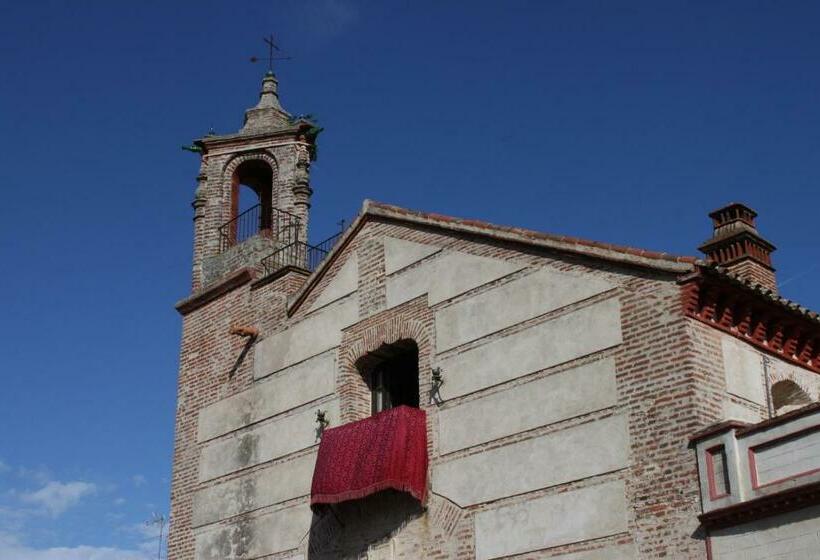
[771,380,813,414]
[356,340,420,415]
[231,159,274,235]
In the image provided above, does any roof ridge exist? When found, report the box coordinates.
[286,200,697,317]
[365,200,699,266]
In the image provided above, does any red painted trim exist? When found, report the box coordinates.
[699,480,820,529]
[748,446,760,489]
[705,534,713,560]
[748,424,820,490]
[690,420,749,445]
[735,402,820,437]
[706,445,730,500]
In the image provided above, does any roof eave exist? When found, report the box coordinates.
[286,200,698,316]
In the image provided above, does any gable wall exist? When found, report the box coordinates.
[173,217,739,560]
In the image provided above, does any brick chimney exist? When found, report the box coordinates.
[699,203,777,293]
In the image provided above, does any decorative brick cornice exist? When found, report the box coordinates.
[340,316,430,371]
[680,267,820,373]
[221,151,279,180]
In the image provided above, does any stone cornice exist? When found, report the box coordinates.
[196,126,305,152]
[175,267,256,316]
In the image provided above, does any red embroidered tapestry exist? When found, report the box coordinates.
[310,405,428,509]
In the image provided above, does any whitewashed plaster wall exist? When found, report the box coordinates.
[384,247,524,309]
[194,503,313,560]
[192,235,634,559]
[720,334,820,423]
[198,398,340,482]
[434,414,629,506]
[190,254,360,559]
[474,480,630,560]
[198,351,336,441]
[436,297,622,400]
[437,357,618,454]
[253,297,358,377]
[378,237,632,559]
[709,504,820,560]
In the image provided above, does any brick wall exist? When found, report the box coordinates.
[167,270,306,560]
[288,219,725,558]
[725,259,777,294]
[170,209,813,559]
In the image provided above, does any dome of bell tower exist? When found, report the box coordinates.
[240,71,291,133]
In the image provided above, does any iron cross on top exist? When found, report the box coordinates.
[250,34,291,72]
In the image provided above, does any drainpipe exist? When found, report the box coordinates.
[762,355,774,419]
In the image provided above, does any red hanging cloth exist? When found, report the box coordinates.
[310,405,428,510]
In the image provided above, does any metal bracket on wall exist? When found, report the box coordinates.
[316,409,330,440]
[430,367,445,405]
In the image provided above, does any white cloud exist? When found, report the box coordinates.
[16,466,51,485]
[19,481,96,517]
[0,461,10,474]
[130,475,146,488]
[0,531,148,560]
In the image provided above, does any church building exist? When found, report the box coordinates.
[168,71,820,559]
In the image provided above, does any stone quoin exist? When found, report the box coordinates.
[167,71,820,559]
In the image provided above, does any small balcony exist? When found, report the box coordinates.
[259,230,345,277]
[203,204,346,286]
[217,204,301,253]
[310,405,428,510]
[692,403,820,527]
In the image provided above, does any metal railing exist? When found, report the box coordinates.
[313,230,345,256]
[260,229,347,277]
[218,205,301,252]
[260,241,320,275]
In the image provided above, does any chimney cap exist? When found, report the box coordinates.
[708,202,759,228]
[708,202,757,219]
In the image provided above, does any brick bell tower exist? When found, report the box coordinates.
[189,70,321,290]
[169,71,321,560]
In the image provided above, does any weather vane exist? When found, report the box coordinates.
[250,34,292,72]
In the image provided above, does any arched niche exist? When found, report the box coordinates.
[771,379,813,414]
[231,158,274,230]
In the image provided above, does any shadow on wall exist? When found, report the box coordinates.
[306,490,424,559]
[708,503,820,555]
[771,380,814,415]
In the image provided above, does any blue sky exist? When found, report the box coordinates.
[1,1,819,557]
